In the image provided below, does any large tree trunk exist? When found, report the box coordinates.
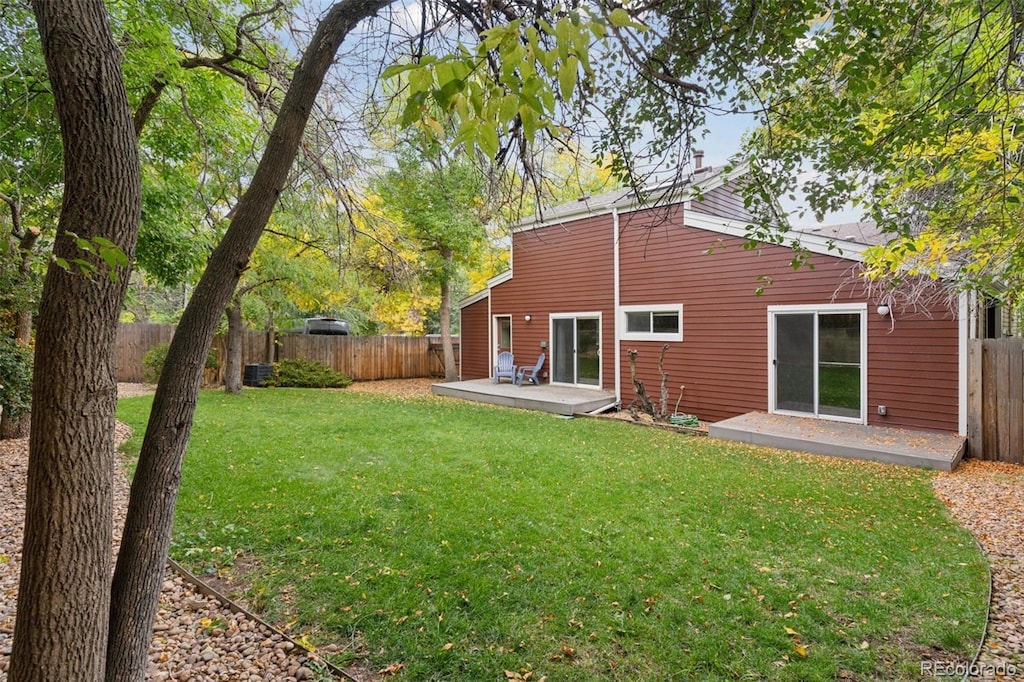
[224,295,244,394]
[10,0,141,679]
[0,412,30,440]
[105,2,390,679]
[439,250,459,382]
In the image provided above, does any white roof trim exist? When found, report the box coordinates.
[458,288,490,309]
[684,211,869,261]
[458,269,511,309]
[487,269,512,287]
[511,162,751,234]
[614,162,750,215]
[511,203,617,234]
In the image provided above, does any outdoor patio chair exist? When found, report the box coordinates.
[493,351,517,383]
[515,353,545,386]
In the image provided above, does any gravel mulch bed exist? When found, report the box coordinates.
[345,378,436,398]
[934,460,1024,680]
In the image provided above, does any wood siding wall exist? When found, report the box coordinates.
[466,188,959,433]
[616,207,959,432]
[492,215,616,387]
[115,323,454,382]
[691,183,754,222]
[459,297,491,380]
[968,338,1024,463]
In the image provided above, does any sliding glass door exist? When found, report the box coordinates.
[771,306,866,422]
[775,313,815,413]
[551,314,601,387]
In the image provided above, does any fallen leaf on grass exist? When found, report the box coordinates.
[379,662,406,675]
[441,642,454,651]
[783,625,808,657]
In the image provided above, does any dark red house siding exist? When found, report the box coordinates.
[616,208,959,432]
[459,296,491,380]
[490,214,616,388]
[867,314,959,432]
[461,187,960,433]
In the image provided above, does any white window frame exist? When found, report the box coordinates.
[549,312,604,389]
[767,303,868,425]
[492,314,512,377]
[620,304,684,342]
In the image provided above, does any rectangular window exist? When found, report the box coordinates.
[652,312,680,334]
[621,305,683,341]
[626,311,651,333]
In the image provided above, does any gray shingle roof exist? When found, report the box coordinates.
[790,221,885,246]
[516,165,738,229]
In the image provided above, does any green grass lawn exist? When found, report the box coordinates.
[118,389,988,681]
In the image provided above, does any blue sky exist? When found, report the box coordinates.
[694,111,864,228]
[693,111,753,168]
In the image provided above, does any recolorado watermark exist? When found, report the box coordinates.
[921,661,1019,678]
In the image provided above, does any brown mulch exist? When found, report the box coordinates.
[934,459,1024,679]
[345,378,435,398]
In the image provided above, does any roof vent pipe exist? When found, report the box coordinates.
[693,149,704,169]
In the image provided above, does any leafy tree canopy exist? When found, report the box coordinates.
[746,1,1024,303]
[0,0,291,290]
[365,147,489,333]
[383,0,1024,306]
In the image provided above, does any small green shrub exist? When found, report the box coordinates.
[142,342,219,384]
[262,359,351,388]
[0,336,33,417]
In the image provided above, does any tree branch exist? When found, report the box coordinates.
[0,189,23,239]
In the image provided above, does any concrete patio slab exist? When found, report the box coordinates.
[431,379,619,416]
[708,412,966,471]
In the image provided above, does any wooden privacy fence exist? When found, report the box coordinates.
[115,323,176,382]
[276,334,457,380]
[116,323,458,383]
[967,337,1024,464]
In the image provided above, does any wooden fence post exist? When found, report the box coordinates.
[966,337,1024,464]
[967,339,983,459]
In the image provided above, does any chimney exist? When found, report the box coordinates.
[693,149,704,169]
